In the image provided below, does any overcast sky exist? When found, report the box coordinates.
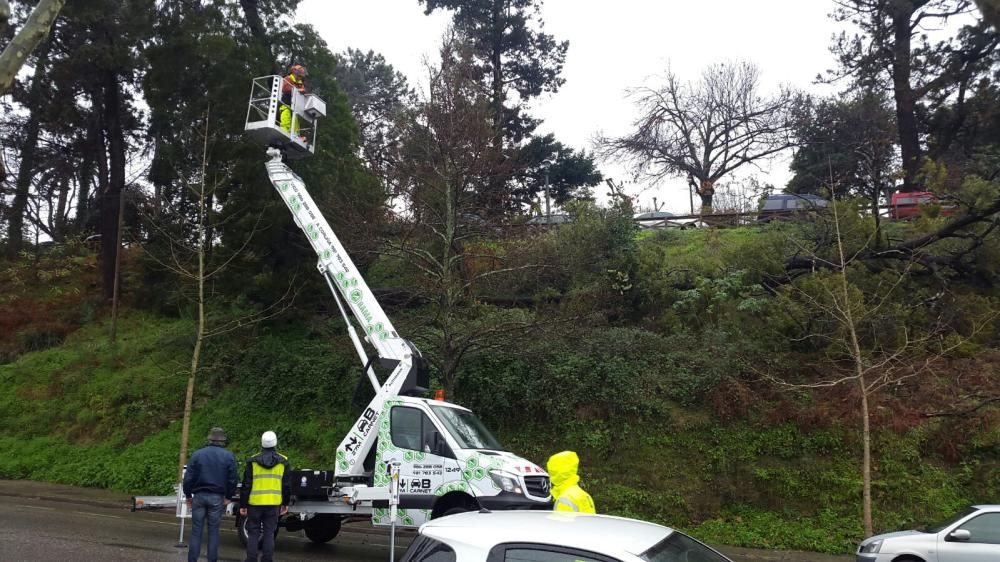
[297,0,843,214]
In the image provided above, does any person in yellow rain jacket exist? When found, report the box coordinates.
[280,64,307,136]
[239,431,291,562]
[546,450,596,513]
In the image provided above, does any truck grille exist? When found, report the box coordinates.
[524,476,551,499]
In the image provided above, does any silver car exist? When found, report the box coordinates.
[856,505,1000,562]
[400,510,733,562]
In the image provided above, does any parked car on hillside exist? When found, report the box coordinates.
[526,213,572,225]
[401,511,734,562]
[634,210,676,222]
[757,193,829,223]
[888,191,956,220]
[856,504,1000,562]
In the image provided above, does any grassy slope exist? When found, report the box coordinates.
[0,312,359,494]
[1,312,996,554]
[1,227,997,554]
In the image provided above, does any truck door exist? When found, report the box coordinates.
[379,404,462,527]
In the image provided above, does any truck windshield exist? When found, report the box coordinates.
[431,406,503,451]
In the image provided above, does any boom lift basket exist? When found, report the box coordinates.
[244,75,326,159]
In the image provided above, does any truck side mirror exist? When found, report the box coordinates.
[430,432,455,459]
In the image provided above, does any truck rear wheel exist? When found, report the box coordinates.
[303,515,341,544]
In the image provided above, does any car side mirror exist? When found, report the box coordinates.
[430,432,455,459]
[948,529,971,542]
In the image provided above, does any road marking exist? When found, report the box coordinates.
[71,511,121,519]
[18,505,56,511]
[132,518,179,527]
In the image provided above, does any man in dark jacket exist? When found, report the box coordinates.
[240,430,291,562]
[183,427,238,562]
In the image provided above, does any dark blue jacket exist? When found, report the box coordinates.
[183,443,238,498]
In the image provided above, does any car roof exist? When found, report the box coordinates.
[635,211,675,219]
[764,193,826,200]
[419,511,671,558]
[526,213,572,224]
[892,190,936,197]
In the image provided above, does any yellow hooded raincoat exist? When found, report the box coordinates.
[546,450,596,514]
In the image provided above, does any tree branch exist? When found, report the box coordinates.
[0,0,65,94]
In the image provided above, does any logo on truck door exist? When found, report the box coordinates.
[357,407,377,437]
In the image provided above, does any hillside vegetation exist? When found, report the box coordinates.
[1,213,997,554]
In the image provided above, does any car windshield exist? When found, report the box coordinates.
[640,531,731,562]
[923,507,979,533]
[431,406,504,450]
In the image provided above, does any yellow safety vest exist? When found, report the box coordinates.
[248,457,286,506]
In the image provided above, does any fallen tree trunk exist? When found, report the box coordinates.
[783,196,1000,278]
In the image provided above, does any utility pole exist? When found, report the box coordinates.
[544,168,550,223]
[109,185,126,342]
[687,175,695,215]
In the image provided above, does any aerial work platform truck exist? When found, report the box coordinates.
[135,75,552,546]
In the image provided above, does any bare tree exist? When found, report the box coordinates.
[135,107,294,481]
[766,195,992,537]
[598,61,795,212]
[712,177,773,225]
[0,0,64,94]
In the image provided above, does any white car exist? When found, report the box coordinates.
[400,510,733,562]
[856,505,1000,562]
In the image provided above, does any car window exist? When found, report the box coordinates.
[956,513,1000,545]
[504,548,608,562]
[401,536,456,562]
[640,531,730,562]
[896,197,915,205]
[390,406,436,452]
[926,507,979,533]
[487,543,620,562]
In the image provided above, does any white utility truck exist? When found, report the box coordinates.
[136,75,552,545]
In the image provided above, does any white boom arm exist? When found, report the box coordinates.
[263,149,428,476]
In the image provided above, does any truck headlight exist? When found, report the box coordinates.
[858,539,882,554]
[489,471,523,495]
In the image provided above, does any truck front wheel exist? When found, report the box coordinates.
[303,515,341,544]
[431,492,479,519]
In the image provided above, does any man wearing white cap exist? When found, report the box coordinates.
[239,430,291,562]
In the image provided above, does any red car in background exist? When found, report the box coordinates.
[889,191,956,219]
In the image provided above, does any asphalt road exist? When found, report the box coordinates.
[0,492,411,562]
[0,481,851,562]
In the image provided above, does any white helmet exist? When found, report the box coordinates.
[261,431,278,448]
